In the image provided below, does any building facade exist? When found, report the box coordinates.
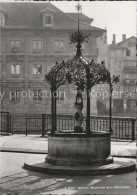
[97,34,137,117]
[110,35,136,116]
[0,2,105,114]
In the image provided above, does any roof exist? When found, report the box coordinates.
[66,12,94,25]
[110,36,136,50]
[0,2,105,33]
[116,36,136,46]
[110,45,127,50]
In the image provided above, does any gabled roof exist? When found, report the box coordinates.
[0,2,105,33]
[110,45,127,50]
[41,7,56,13]
[116,36,136,46]
[110,36,136,50]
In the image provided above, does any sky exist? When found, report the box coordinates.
[52,1,136,44]
[0,1,136,44]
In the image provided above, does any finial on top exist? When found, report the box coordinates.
[75,1,82,34]
[75,2,82,13]
[69,1,90,57]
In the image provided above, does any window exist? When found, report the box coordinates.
[128,42,136,47]
[32,40,42,50]
[43,14,53,26]
[45,15,52,24]
[120,62,123,69]
[120,85,123,91]
[118,61,121,69]
[60,40,64,49]
[33,64,42,75]
[125,74,129,80]
[129,85,135,92]
[126,50,131,56]
[116,61,122,69]
[11,65,20,75]
[0,13,5,26]
[10,90,21,101]
[56,90,65,101]
[10,40,20,52]
[33,90,42,101]
[55,41,59,49]
[124,85,129,92]
[54,40,65,50]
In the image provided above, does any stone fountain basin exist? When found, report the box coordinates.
[24,131,135,175]
[46,131,112,166]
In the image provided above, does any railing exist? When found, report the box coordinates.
[11,113,26,134]
[88,116,136,141]
[11,113,42,135]
[1,112,136,141]
[27,114,75,135]
[26,114,43,136]
[0,112,11,134]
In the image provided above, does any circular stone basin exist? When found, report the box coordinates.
[46,131,113,166]
[24,158,135,176]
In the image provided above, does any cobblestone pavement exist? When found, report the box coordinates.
[0,152,136,195]
[0,134,136,157]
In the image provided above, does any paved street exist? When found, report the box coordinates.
[0,135,48,153]
[0,135,136,194]
[0,134,136,157]
[0,152,136,195]
[111,141,136,157]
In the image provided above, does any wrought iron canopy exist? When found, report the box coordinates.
[44,1,120,135]
[45,54,110,91]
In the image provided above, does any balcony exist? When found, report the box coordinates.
[124,66,137,73]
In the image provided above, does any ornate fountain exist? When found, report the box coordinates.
[24,2,135,175]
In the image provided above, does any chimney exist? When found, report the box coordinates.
[112,34,116,45]
[122,34,126,41]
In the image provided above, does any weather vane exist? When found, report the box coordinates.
[75,2,82,13]
[69,1,90,56]
[75,1,82,33]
